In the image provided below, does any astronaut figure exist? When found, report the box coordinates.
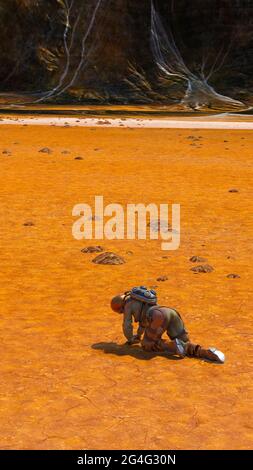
[111,287,225,363]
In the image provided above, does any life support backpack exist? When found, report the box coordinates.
[127,286,157,305]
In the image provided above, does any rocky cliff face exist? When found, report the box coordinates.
[0,0,252,108]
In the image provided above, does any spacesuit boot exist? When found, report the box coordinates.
[175,339,225,363]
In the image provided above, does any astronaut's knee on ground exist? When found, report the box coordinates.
[176,331,190,343]
[153,339,168,352]
[167,327,189,343]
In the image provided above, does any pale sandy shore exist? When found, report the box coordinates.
[1,116,253,129]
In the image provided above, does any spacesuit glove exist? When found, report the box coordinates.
[126,335,141,345]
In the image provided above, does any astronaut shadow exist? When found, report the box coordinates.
[92,342,182,361]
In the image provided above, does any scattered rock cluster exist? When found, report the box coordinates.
[190,255,214,273]
[81,246,125,264]
[80,245,240,280]
[189,255,240,278]
[2,149,12,156]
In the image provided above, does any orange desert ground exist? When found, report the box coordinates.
[0,119,252,450]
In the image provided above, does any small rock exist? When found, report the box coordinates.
[61,150,70,155]
[191,264,214,273]
[228,189,239,193]
[81,246,103,253]
[23,221,35,227]
[92,252,125,265]
[187,135,201,141]
[227,274,240,279]
[39,147,52,154]
[97,120,109,125]
[75,156,83,160]
[157,276,168,282]
[2,150,12,156]
[189,256,208,263]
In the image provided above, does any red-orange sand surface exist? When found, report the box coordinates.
[0,124,252,449]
